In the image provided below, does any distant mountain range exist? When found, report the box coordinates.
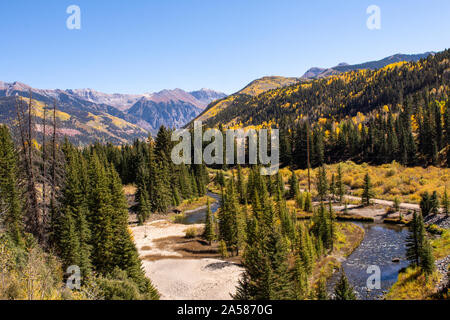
[0,51,436,145]
[301,52,434,79]
[0,81,226,144]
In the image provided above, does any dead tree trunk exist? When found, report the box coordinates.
[15,92,43,244]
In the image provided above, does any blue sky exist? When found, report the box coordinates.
[0,0,449,94]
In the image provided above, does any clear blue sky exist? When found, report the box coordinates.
[1,0,449,94]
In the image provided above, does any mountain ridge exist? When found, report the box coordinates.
[0,82,226,144]
[192,51,436,125]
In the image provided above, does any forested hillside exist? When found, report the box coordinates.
[197,50,450,168]
[0,95,209,299]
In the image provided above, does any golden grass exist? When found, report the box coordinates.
[387,230,449,300]
[211,162,449,205]
[293,161,449,204]
[386,267,440,300]
[431,230,450,260]
[176,195,217,213]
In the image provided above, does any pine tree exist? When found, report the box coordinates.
[108,163,159,299]
[295,191,304,211]
[334,271,356,300]
[236,165,246,204]
[0,125,23,244]
[420,238,435,276]
[203,198,215,245]
[442,188,449,216]
[304,192,312,212]
[57,147,92,277]
[288,170,300,200]
[430,191,440,215]
[218,180,239,255]
[293,254,309,299]
[316,166,328,202]
[362,172,373,206]
[329,174,336,201]
[316,277,329,300]
[405,211,425,266]
[136,186,151,225]
[87,153,114,274]
[219,240,229,258]
[336,164,345,204]
[420,192,438,217]
[266,229,295,300]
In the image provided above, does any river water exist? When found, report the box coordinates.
[180,192,221,224]
[180,194,410,300]
[328,223,409,300]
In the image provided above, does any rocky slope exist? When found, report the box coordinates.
[0,82,226,144]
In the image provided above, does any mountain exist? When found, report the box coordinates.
[193,52,435,125]
[193,76,299,123]
[0,82,226,144]
[237,76,300,96]
[193,50,449,129]
[302,52,434,79]
[126,90,203,132]
[65,89,142,111]
[189,89,227,106]
[0,82,148,145]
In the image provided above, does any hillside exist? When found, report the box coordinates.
[302,52,434,79]
[196,50,448,129]
[192,52,434,124]
[0,82,226,144]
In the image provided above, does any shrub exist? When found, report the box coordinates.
[97,269,143,300]
[185,227,197,239]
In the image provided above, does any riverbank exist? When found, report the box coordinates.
[312,222,365,288]
[386,229,450,299]
[131,220,243,300]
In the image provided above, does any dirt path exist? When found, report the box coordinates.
[343,195,420,211]
[131,220,243,300]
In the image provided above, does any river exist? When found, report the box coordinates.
[328,222,409,300]
[180,192,222,224]
[180,194,410,300]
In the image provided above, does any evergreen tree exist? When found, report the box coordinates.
[87,153,115,274]
[316,277,329,300]
[420,192,439,217]
[420,238,435,276]
[405,211,425,266]
[203,198,216,245]
[334,271,356,300]
[219,239,229,258]
[0,125,23,244]
[329,174,336,201]
[304,192,312,212]
[430,191,440,215]
[57,146,92,277]
[442,188,449,216]
[316,166,328,202]
[336,164,345,204]
[362,172,374,206]
[236,165,246,204]
[288,170,300,200]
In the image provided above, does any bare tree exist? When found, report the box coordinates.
[14,92,43,243]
